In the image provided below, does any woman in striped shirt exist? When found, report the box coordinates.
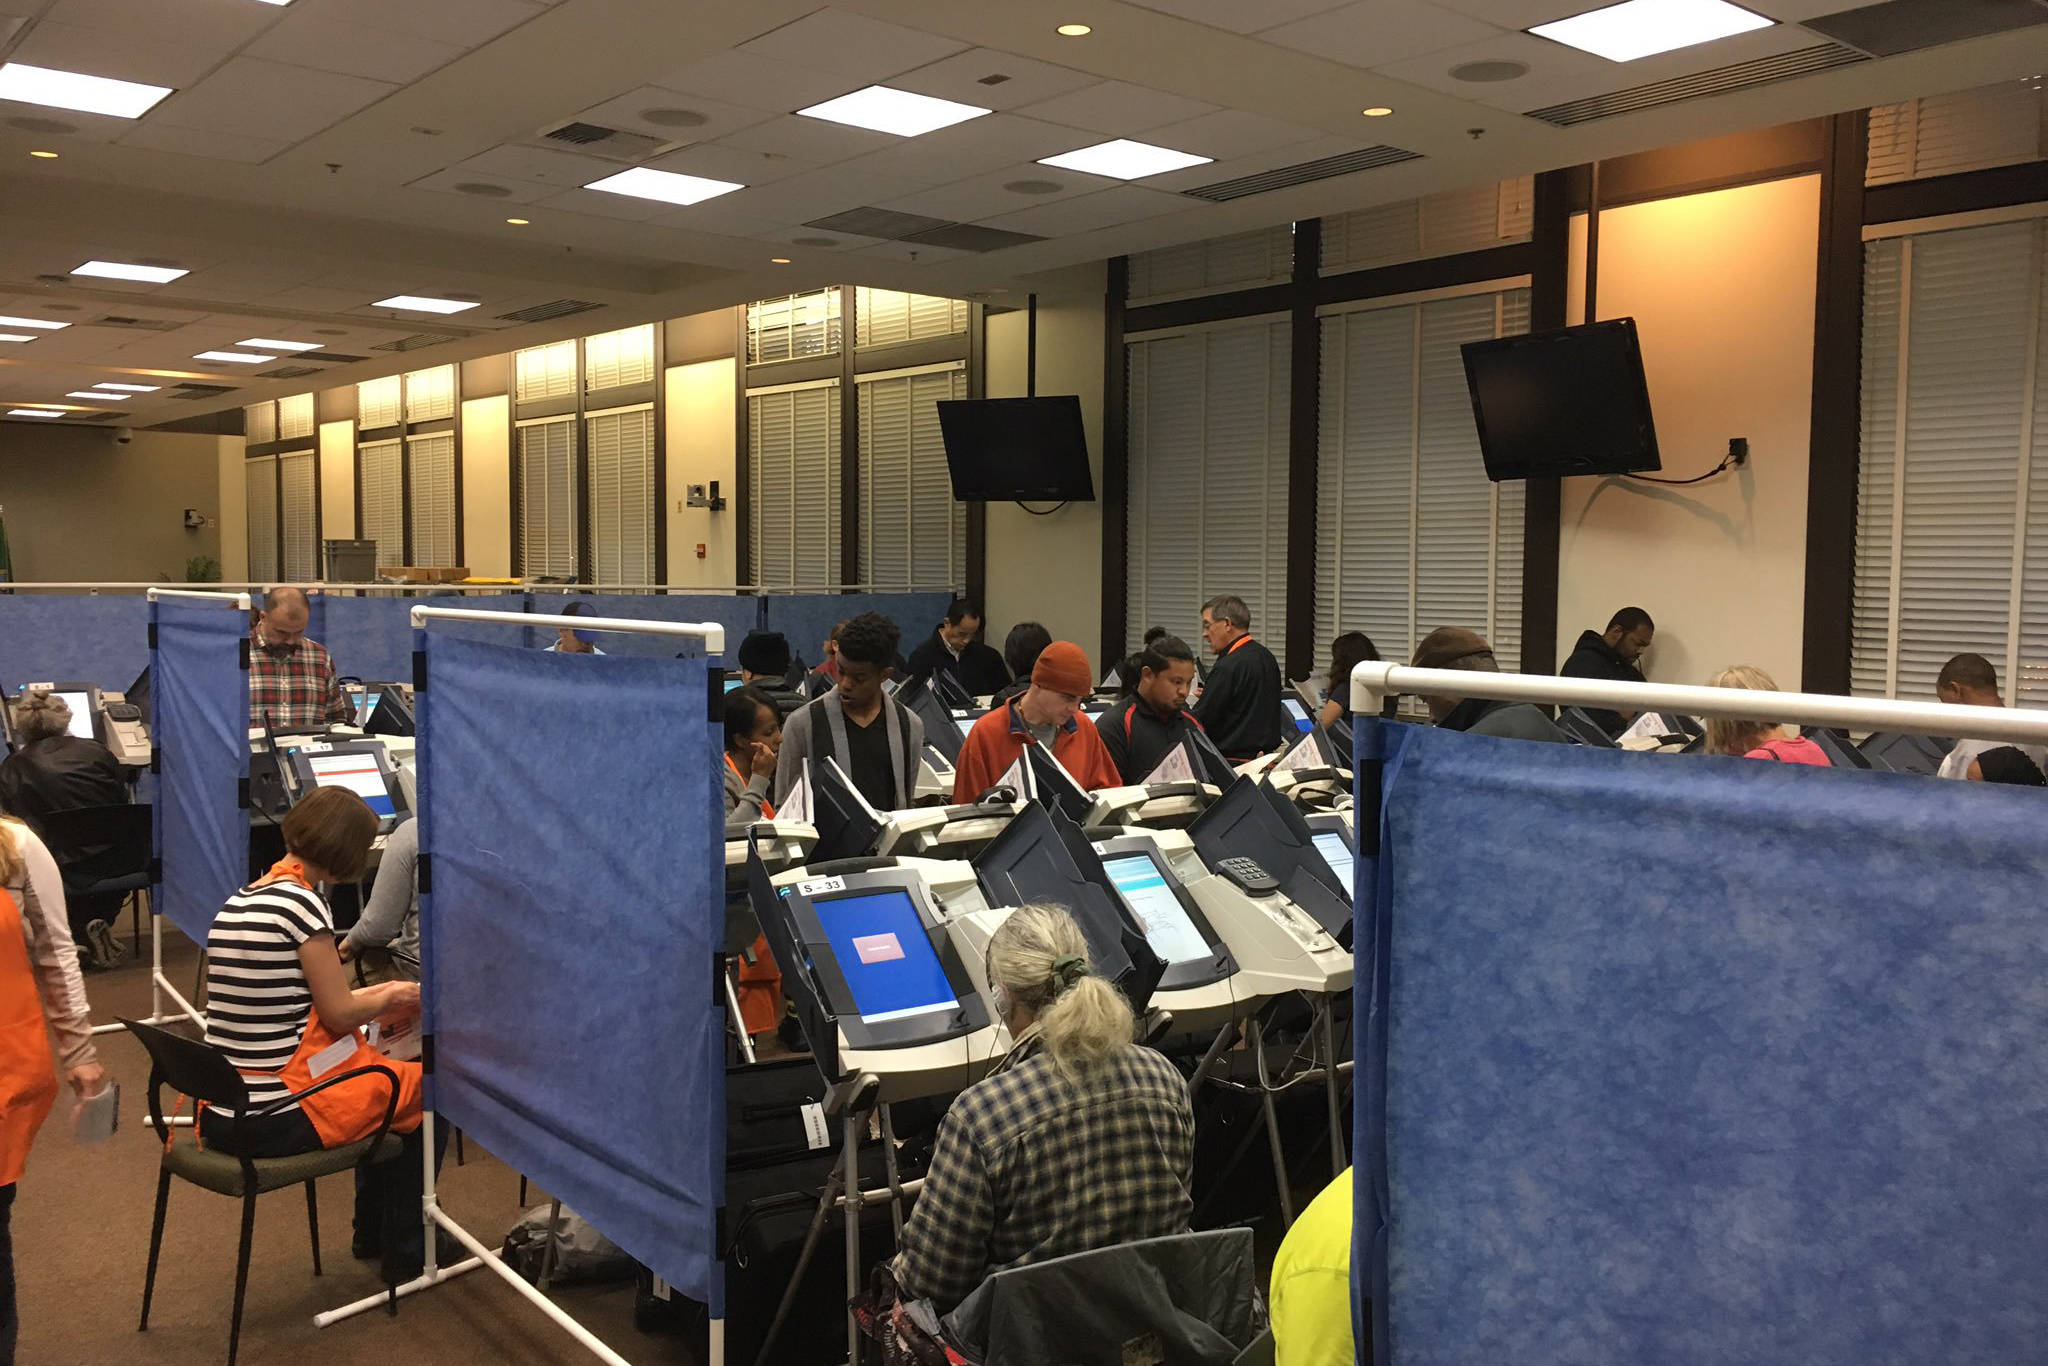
[203,787,432,1272]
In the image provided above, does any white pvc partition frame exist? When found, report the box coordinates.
[315,607,729,1366]
[1349,662,2048,746]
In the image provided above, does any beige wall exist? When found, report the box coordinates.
[665,359,738,586]
[318,419,355,541]
[0,423,231,582]
[1557,174,1819,691]
[462,395,511,578]
[217,439,247,583]
[983,262,1109,667]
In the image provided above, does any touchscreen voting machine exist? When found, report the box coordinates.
[283,740,408,832]
[13,682,102,743]
[1303,813,1355,901]
[1189,777,1353,946]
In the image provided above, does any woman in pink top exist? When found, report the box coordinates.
[1703,665,1832,766]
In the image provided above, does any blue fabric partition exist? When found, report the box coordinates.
[416,627,724,1311]
[152,596,250,941]
[1353,723,2048,1366]
[764,592,954,665]
[527,594,761,659]
[0,594,151,693]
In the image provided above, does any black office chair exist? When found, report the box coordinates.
[122,1018,407,1366]
[39,803,151,952]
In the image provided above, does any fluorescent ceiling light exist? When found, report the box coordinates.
[0,315,69,331]
[67,390,121,400]
[194,349,272,363]
[74,259,188,284]
[582,167,744,207]
[0,62,172,119]
[1038,138,1212,180]
[8,409,62,418]
[372,294,480,314]
[796,85,990,138]
[239,337,321,351]
[0,334,36,344]
[1530,0,1771,62]
[94,382,160,391]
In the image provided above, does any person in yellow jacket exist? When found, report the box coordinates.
[1270,1166,1358,1366]
[0,814,107,1361]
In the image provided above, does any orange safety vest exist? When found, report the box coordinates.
[724,759,784,1036]
[0,885,59,1186]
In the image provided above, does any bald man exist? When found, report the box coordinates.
[249,585,350,729]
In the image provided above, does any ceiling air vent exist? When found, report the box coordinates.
[74,409,128,421]
[88,314,181,331]
[169,383,236,399]
[533,120,671,162]
[902,223,1044,252]
[371,334,446,353]
[1180,145,1423,203]
[262,365,324,379]
[311,351,368,364]
[1527,43,1867,126]
[497,298,604,324]
[805,207,953,240]
[1804,0,2048,57]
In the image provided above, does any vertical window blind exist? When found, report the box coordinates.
[854,289,968,348]
[516,341,578,403]
[357,375,403,430]
[277,393,315,441]
[857,365,965,590]
[749,291,842,364]
[1126,319,1291,653]
[357,439,405,570]
[1321,178,1534,276]
[246,455,278,584]
[584,325,655,392]
[1126,225,1295,305]
[585,406,655,583]
[749,382,841,588]
[1866,79,2047,186]
[278,450,318,582]
[1854,218,2048,707]
[245,402,278,445]
[406,433,458,568]
[1314,287,1529,673]
[517,417,579,579]
[404,365,456,423]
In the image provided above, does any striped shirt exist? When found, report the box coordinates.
[204,879,332,1115]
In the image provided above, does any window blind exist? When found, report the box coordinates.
[1866,79,2047,186]
[748,291,842,364]
[517,417,579,579]
[1315,288,1529,673]
[749,382,840,588]
[1126,319,1291,653]
[246,454,278,583]
[277,393,314,441]
[405,364,456,423]
[357,439,405,570]
[1127,225,1294,305]
[854,289,968,348]
[1852,218,2048,706]
[407,433,458,568]
[278,450,318,582]
[585,406,655,583]
[584,325,655,392]
[516,341,578,403]
[357,375,402,430]
[858,366,965,590]
[245,402,277,445]
[1322,178,1534,275]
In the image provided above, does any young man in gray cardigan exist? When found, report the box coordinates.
[774,611,926,812]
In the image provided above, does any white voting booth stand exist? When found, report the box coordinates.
[315,607,730,1366]
[90,586,252,1041]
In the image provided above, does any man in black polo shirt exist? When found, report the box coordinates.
[1192,594,1283,762]
[904,598,1011,698]
[1097,634,1204,785]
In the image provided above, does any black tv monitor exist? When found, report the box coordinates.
[1462,318,1661,481]
[937,396,1096,503]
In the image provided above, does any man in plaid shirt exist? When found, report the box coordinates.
[249,586,350,730]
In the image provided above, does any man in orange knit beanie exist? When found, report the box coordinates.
[951,640,1122,802]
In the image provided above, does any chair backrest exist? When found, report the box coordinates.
[37,803,151,871]
[121,1018,248,1131]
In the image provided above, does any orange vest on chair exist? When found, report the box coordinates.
[0,885,59,1186]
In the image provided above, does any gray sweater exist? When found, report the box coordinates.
[724,759,775,835]
[773,690,926,810]
[345,816,419,962]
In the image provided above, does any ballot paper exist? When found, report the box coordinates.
[779,772,813,825]
[1274,732,1326,775]
[73,1081,119,1145]
[1141,743,1195,787]
[992,754,1032,800]
[1619,710,1672,745]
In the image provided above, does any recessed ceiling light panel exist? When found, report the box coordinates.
[194,350,272,363]
[0,315,67,330]
[372,295,481,314]
[1530,0,1772,63]
[1038,138,1212,180]
[0,62,172,119]
[0,333,36,343]
[796,85,990,137]
[239,337,321,351]
[93,382,160,391]
[8,409,62,418]
[74,259,188,283]
[583,167,744,207]
[67,390,120,399]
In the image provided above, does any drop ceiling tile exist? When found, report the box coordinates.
[115,123,292,164]
[453,143,624,188]
[1137,131,1370,192]
[1426,0,1601,26]
[570,86,774,145]
[260,285,384,312]
[738,8,967,83]
[246,15,470,84]
[654,50,855,113]
[879,163,1116,221]
[650,203,791,239]
[722,163,933,225]
[645,141,820,185]
[1124,0,1355,33]
[9,20,231,88]
[45,0,281,53]
[406,167,558,203]
[847,241,974,265]
[174,264,315,304]
[889,47,1099,111]
[716,114,901,163]
[288,0,546,49]
[757,224,890,251]
[1744,0,1866,19]
[1366,29,1608,104]
[0,106,129,143]
[1015,81,1220,136]
[151,58,397,141]
[1145,108,1325,159]
[833,114,1092,184]
[1262,0,1502,69]
[534,187,671,222]
[976,185,1186,236]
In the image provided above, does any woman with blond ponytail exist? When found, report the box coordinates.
[890,904,1195,1312]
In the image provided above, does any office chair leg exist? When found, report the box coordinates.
[227,1191,257,1366]
[518,1173,527,1206]
[138,1168,171,1331]
[304,1180,322,1276]
[454,1127,465,1166]
[128,890,142,953]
